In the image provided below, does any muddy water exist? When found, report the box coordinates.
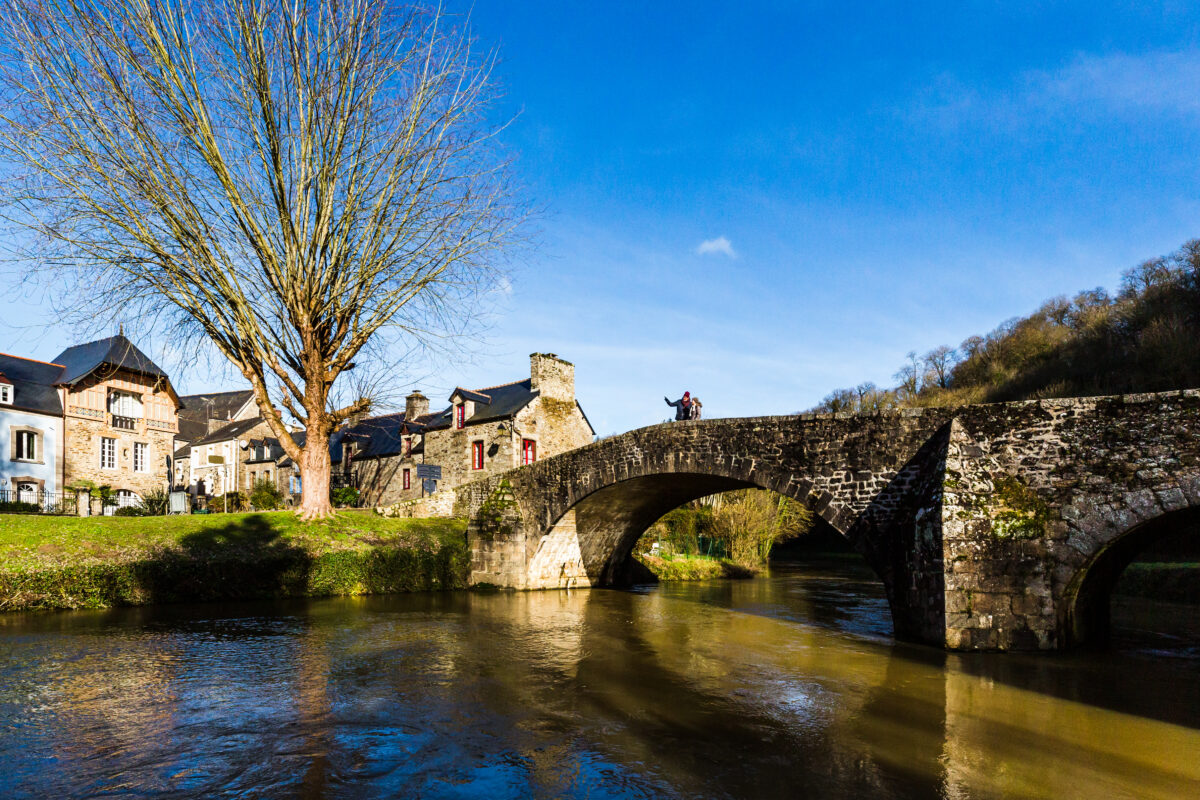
[0,560,1197,799]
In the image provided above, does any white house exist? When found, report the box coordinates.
[0,353,64,504]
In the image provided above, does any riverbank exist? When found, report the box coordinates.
[635,553,758,581]
[0,511,468,611]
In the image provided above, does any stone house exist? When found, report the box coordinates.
[172,389,258,490]
[178,415,275,498]
[0,354,65,504]
[342,353,595,508]
[53,336,182,505]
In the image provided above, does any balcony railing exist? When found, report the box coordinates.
[110,414,139,431]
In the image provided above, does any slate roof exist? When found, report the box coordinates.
[179,389,254,419]
[341,411,438,460]
[424,379,539,430]
[186,416,268,449]
[0,353,65,417]
[52,335,168,386]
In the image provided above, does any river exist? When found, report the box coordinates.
[1,559,1198,799]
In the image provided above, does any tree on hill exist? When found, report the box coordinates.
[0,0,520,518]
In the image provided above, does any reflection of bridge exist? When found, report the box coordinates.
[457,390,1200,651]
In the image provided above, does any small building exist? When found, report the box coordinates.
[0,354,65,504]
[179,416,275,498]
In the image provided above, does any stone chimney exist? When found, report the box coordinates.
[529,353,574,402]
[405,390,430,421]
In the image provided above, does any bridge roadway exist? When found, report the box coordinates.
[455,390,1200,651]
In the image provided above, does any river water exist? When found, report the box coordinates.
[1,560,1198,799]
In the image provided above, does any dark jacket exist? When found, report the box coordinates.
[665,396,692,421]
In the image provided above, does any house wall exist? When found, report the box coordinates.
[187,420,274,496]
[63,369,177,499]
[0,407,60,495]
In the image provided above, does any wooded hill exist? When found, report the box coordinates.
[812,238,1200,413]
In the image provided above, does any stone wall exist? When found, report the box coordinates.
[529,353,574,402]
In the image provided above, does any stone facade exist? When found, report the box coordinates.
[459,390,1200,652]
[349,353,595,510]
[63,369,179,500]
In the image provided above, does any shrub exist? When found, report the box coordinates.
[0,500,41,514]
[211,491,247,513]
[250,479,285,511]
[141,488,169,516]
[114,505,151,517]
[332,486,360,508]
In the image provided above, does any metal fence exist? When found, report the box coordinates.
[0,488,76,515]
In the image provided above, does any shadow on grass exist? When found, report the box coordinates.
[0,514,470,612]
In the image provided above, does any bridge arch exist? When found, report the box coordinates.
[1062,492,1200,648]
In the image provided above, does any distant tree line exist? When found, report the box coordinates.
[810,238,1200,413]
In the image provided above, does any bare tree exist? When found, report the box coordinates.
[922,345,956,390]
[0,0,520,518]
[893,350,921,398]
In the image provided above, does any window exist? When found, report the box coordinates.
[0,384,11,405]
[522,439,537,466]
[456,404,465,429]
[100,437,116,469]
[14,430,38,461]
[471,440,484,470]
[405,437,412,456]
[133,442,147,472]
[107,390,143,418]
[264,470,271,481]
[403,468,411,490]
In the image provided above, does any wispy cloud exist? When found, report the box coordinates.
[1036,51,1200,114]
[695,236,737,258]
[908,50,1200,131]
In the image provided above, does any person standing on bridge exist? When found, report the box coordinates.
[665,392,692,421]
[689,397,702,420]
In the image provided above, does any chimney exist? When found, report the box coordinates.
[529,353,574,402]
[405,390,429,421]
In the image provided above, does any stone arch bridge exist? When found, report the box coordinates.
[455,390,1200,651]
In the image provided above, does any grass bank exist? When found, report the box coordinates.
[0,511,469,612]
[635,553,757,581]
[1115,562,1200,604]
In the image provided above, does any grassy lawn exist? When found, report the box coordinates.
[0,511,470,611]
[0,510,465,570]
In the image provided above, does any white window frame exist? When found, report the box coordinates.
[133,441,148,473]
[100,437,117,470]
[107,390,143,418]
[13,429,39,462]
[0,384,11,405]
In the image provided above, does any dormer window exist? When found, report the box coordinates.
[456,404,465,429]
[0,384,10,405]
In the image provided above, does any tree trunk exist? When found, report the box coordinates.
[299,428,333,520]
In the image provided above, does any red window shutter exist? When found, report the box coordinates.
[403,468,410,490]
[456,405,465,429]
[472,441,483,470]
[523,439,536,465]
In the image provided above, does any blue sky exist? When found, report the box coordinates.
[4,2,1200,435]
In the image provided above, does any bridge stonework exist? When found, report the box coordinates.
[455,390,1200,651]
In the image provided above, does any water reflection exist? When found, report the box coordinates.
[0,564,1198,799]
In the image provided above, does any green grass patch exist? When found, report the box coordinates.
[0,511,469,611]
[1115,562,1200,604]
[635,553,757,581]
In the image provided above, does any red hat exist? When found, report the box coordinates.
[683,391,690,398]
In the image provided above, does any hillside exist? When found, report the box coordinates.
[812,238,1200,413]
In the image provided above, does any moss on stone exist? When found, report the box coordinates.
[989,475,1052,539]
[474,479,521,541]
